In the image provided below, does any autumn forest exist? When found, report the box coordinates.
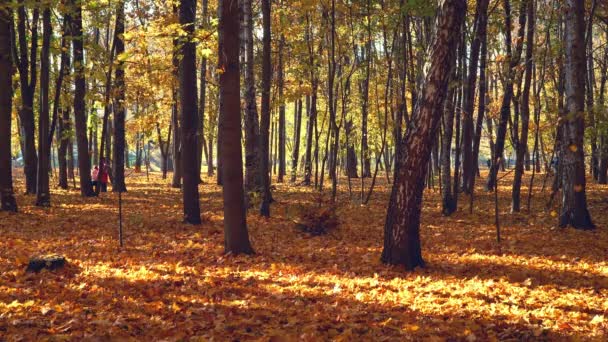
[1,0,608,339]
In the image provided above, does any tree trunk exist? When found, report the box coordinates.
[259,0,272,216]
[16,3,38,194]
[219,0,254,254]
[462,0,489,194]
[559,0,594,229]
[71,0,94,196]
[179,0,201,224]
[198,0,208,182]
[382,0,465,270]
[0,7,17,211]
[243,0,260,192]
[441,87,457,215]
[361,0,372,178]
[511,0,533,212]
[486,0,526,191]
[35,6,51,207]
[278,34,286,183]
[291,99,302,182]
[112,0,127,192]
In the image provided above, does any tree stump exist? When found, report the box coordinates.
[25,255,66,273]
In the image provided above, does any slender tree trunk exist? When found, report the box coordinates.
[291,99,302,182]
[382,0,466,270]
[35,6,51,206]
[16,3,38,194]
[511,0,533,212]
[559,0,594,229]
[0,7,17,211]
[361,0,372,178]
[198,0,209,182]
[486,0,526,191]
[441,87,456,215]
[219,0,254,254]
[278,33,286,183]
[71,0,94,196]
[462,0,489,194]
[259,0,272,216]
[243,0,260,192]
[112,0,127,192]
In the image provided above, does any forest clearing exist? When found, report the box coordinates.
[2,0,608,339]
[1,171,607,340]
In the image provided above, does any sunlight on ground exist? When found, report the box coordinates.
[0,171,607,340]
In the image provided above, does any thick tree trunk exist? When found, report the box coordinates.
[35,6,51,207]
[382,0,465,270]
[219,0,254,254]
[0,7,17,211]
[559,0,594,229]
[112,1,127,192]
[259,0,272,216]
[71,0,94,197]
[179,0,201,224]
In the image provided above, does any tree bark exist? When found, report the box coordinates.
[462,0,489,194]
[511,0,533,212]
[278,33,286,183]
[179,0,202,224]
[486,0,526,191]
[112,0,127,192]
[242,0,260,192]
[381,0,466,270]
[259,0,272,216]
[16,3,38,194]
[559,0,594,229]
[219,0,254,254]
[291,99,303,182]
[71,0,94,197]
[0,6,17,211]
[35,6,51,207]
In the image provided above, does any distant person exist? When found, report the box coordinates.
[99,157,110,192]
[91,166,99,189]
[486,158,491,168]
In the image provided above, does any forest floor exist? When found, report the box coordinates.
[1,169,607,341]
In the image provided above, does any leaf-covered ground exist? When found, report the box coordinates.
[1,170,607,341]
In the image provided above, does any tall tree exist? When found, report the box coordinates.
[259,0,272,216]
[461,0,489,194]
[0,3,17,211]
[15,1,38,194]
[511,0,534,212]
[559,0,594,229]
[179,0,201,224]
[381,0,466,270]
[243,0,260,192]
[113,0,127,192]
[35,4,51,207]
[486,0,527,191]
[290,99,302,182]
[71,0,95,197]
[277,32,286,183]
[219,0,254,254]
